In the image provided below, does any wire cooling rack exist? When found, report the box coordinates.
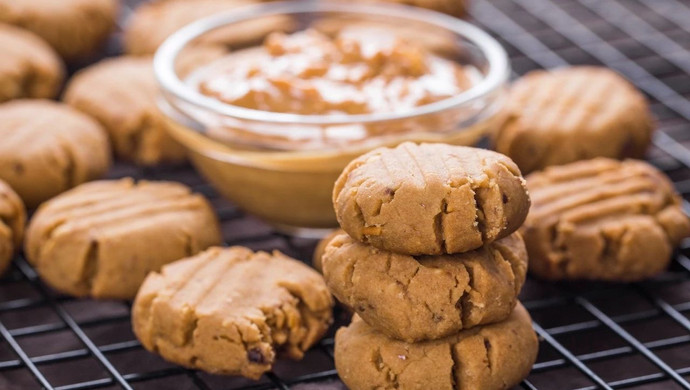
[1,0,690,389]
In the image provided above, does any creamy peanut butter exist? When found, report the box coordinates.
[195,28,472,116]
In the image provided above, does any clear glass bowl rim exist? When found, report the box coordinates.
[153,0,510,126]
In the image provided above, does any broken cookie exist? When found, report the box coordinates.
[322,232,527,342]
[25,178,222,298]
[132,246,334,379]
[523,158,690,281]
[333,142,530,255]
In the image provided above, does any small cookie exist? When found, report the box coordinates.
[523,158,690,281]
[132,246,334,379]
[323,232,527,341]
[64,56,188,165]
[333,142,530,255]
[0,24,64,102]
[124,0,292,56]
[0,180,25,274]
[492,66,654,173]
[25,179,222,299]
[312,229,344,273]
[0,100,111,208]
[335,302,538,390]
[0,0,118,61]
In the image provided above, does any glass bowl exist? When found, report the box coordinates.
[154,0,509,237]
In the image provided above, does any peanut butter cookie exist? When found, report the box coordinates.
[124,0,292,56]
[64,57,188,166]
[0,180,25,274]
[0,24,64,103]
[0,0,118,61]
[323,232,527,341]
[523,158,690,281]
[492,66,654,173]
[334,142,530,255]
[132,246,333,379]
[0,100,111,208]
[25,178,222,299]
[335,302,538,390]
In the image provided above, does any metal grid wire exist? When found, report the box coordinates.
[1,0,690,389]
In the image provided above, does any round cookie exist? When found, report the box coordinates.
[492,66,654,173]
[0,0,118,61]
[25,178,222,299]
[0,24,64,103]
[323,232,527,341]
[124,0,292,56]
[523,158,690,281]
[335,303,538,390]
[0,180,25,274]
[0,100,111,208]
[64,56,188,166]
[132,246,333,379]
[333,142,530,255]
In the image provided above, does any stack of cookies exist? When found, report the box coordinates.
[321,142,539,389]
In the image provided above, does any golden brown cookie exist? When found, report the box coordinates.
[132,246,334,379]
[64,56,188,166]
[0,180,25,274]
[0,24,64,103]
[25,178,222,299]
[0,100,111,208]
[323,232,527,341]
[523,158,690,281]
[124,0,292,56]
[492,66,655,173]
[334,142,530,255]
[335,302,538,390]
[0,0,118,61]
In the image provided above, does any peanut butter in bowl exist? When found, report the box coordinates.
[155,1,509,236]
[185,26,484,150]
[196,28,473,116]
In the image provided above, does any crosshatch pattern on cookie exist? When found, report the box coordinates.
[523,158,689,281]
[334,142,530,255]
